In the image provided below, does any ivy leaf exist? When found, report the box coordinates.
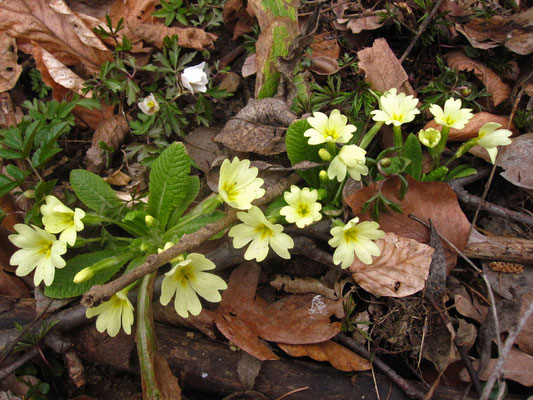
[146,142,191,231]
[285,119,323,187]
[70,169,124,218]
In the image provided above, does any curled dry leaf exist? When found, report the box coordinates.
[270,275,337,300]
[309,56,340,76]
[446,51,511,106]
[213,262,344,361]
[32,44,87,97]
[424,112,517,141]
[344,176,470,272]
[86,115,129,173]
[214,98,295,155]
[278,341,371,372]
[183,127,223,174]
[496,133,533,190]
[0,0,111,73]
[127,21,217,50]
[346,12,386,34]
[0,35,22,93]
[357,38,416,96]
[348,232,434,297]
[456,9,533,56]
[242,53,257,77]
[223,0,255,40]
[310,33,340,59]
[461,347,533,387]
[104,169,131,186]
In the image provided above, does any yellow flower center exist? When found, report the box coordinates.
[254,223,274,240]
[175,265,194,287]
[343,228,360,244]
[147,100,155,110]
[297,204,309,217]
[222,182,238,202]
[324,128,338,140]
[38,240,53,257]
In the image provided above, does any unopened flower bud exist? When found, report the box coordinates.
[145,215,157,228]
[380,158,391,167]
[319,170,329,182]
[318,148,332,161]
[23,190,35,199]
[73,267,95,283]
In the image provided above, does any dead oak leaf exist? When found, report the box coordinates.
[127,20,217,50]
[213,262,344,361]
[344,176,470,272]
[346,12,386,34]
[0,35,22,93]
[348,232,434,297]
[0,0,111,73]
[446,51,511,106]
[357,38,416,97]
[278,341,371,372]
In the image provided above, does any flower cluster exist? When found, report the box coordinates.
[9,196,85,286]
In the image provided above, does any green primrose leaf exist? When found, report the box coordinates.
[401,133,422,180]
[286,119,323,188]
[44,249,131,299]
[423,166,449,182]
[167,175,200,229]
[445,164,477,181]
[146,142,191,231]
[70,169,124,218]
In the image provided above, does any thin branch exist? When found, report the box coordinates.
[81,173,301,308]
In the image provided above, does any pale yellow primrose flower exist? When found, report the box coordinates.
[9,224,67,286]
[86,289,134,337]
[475,122,512,164]
[159,245,227,318]
[138,94,160,115]
[429,98,473,129]
[370,88,420,126]
[418,128,441,148]
[328,217,384,268]
[218,157,265,210]
[327,145,368,182]
[41,195,85,246]
[304,109,356,145]
[229,206,294,262]
[280,186,322,228]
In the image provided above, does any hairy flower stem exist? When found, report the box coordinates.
[393,125,403,148]
[359,121,384,149]
[433,126,450,168]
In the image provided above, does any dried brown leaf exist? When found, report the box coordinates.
[183,127,223,174]
[214,263,344,361]
[270,275,336,300]
[309,56,340,75]
[346,13,386,34]
[497,133,533,190]
[104,169,131,186]
[223,0,255,40]
[241,53,257,77]
[462,347,533,387]
[0,0,111,73]
[348,232,433,297]
[214,98,295,155]
[310,33,340,59]
[357,38,416,96]
[109,0,156,25]
[446,51,511,106]
[344,176,470,272]
[31,44,86,97]
[423,112,517,141]
[86,115,129,173]
[278,341,371,372]
[516,291,533,356]
[127,20,217,50]
[153,353,182,399]
[0,36,22,93]
[456,9,533,55]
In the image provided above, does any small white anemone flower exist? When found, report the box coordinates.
[229,206,294,262]
[475,122,512,164]
[86,289,134,337]
[418,128,441,148]
[41,195,85,246]
[158,244,227,318]
[218,157,265,210]
[328,217,384,268]
[370,88,420,126]
[429,98,473,129]
[138,94,160,115]
[304,109,356,145]
[327,145,368,182]
[280,186,322,228]
[9,224,67,286]
[181,62,208,93]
